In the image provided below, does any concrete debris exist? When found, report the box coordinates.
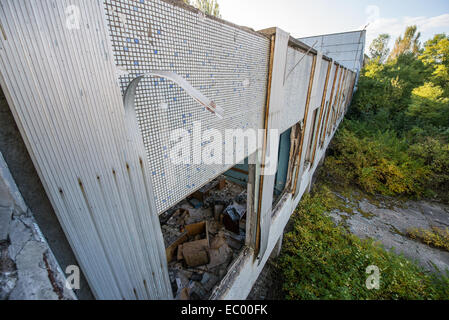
[161,176,247,300]
[179,287,189,300]
[207,243,233,269]
[166,208,190,228]
[189,281,208,300]
[187,198,203,209]
[182,239,209,267]
[8,217,33,260]
[185,208,211,225]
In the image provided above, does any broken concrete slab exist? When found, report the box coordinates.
[161,176,247,300]
[182,239,209,267]
[207,242,233,269]
[9,240,60,300]
[200,272,219,292]
[8,217,33,260]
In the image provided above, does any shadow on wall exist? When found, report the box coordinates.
[0,87,94,300]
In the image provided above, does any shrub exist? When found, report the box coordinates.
[409,138,449,201]
[407,82,449,127]
[407,227,449,252]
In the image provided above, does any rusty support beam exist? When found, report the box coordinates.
[292,54,317,196]
[320,63,339,147]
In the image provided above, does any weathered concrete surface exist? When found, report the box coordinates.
[0,150,76,300]
[329,195,449,274]
[0,88,93,299]
[0,209,77,300]
[9,241,59,300]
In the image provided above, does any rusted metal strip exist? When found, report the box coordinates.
[286,123,301,192]
[292,54,317,195]
[331,66,344,130]
[310,60,332,164]
[336,69,348,120]
[346,75,356,112]
[255,33,275,258]
[320,62,339,146]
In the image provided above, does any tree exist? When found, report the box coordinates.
[389,25,421,60]
[183,0,221,18]
[419,34,449,94]
[369,34,390,63]
[407,82,449,127]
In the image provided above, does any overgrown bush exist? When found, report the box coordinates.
[279,185,449,300]
[407,227,449,252]
[325,32,449,202]
[324,124,429,198]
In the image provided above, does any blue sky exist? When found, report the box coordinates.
[219,0,449,51]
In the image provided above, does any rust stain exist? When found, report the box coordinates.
[0,21,7,41]
[42,253,64,300]
[255,33,275,259]
[320,63,340,146]
[310,60,333,164]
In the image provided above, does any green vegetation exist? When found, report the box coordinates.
[325,27,449,202]
[279,185,449,300]
[407,227,449,252]
[183,0,221,17]
[279,27,449,300]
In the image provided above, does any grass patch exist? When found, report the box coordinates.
[279,184,449,300]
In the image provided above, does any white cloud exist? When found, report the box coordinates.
[362,5,449,52]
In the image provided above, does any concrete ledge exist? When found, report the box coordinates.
[0,151,76,300]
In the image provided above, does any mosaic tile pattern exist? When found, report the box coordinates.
[105,0,270,213]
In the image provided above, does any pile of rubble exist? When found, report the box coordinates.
[160,177,247,300]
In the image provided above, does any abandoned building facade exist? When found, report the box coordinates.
[0,0,365,299]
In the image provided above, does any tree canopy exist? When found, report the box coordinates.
[183,0,221,17]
